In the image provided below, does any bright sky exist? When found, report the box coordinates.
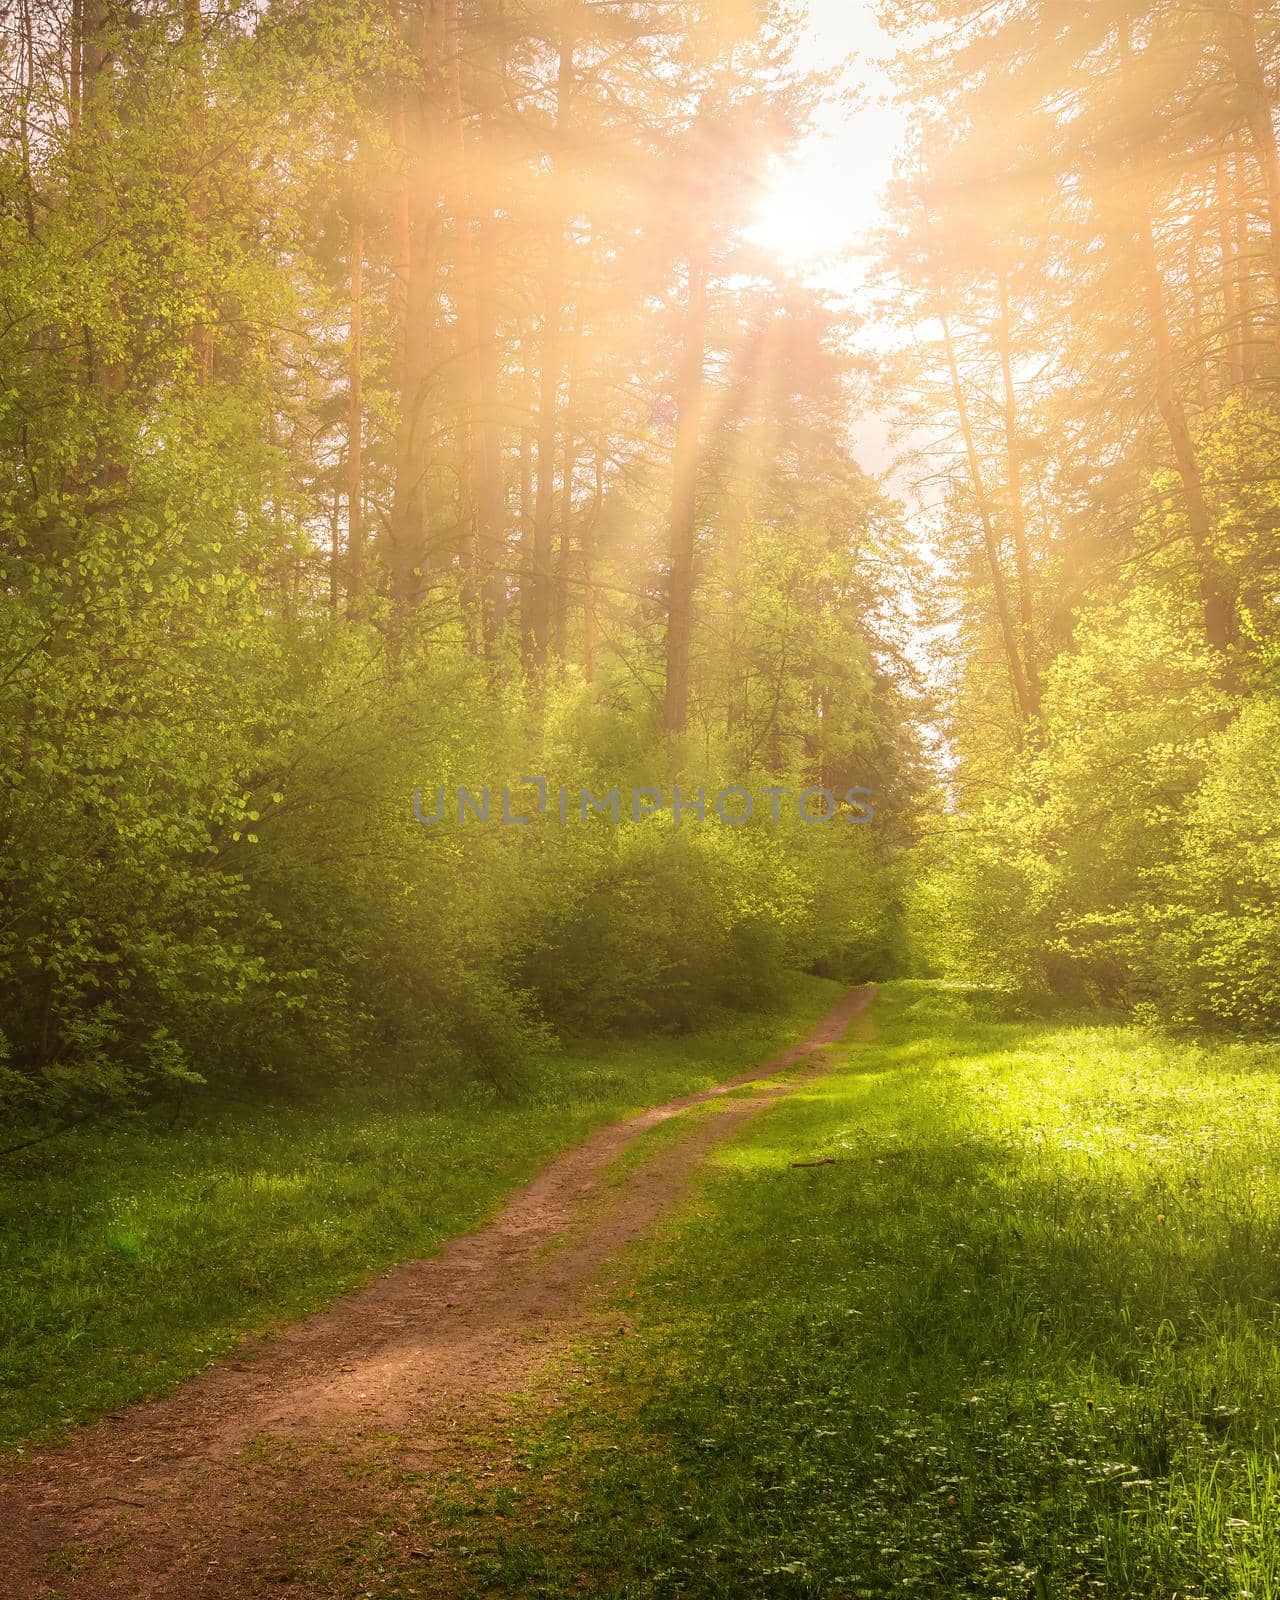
[749,0,904,277]
[747,2,911,480]
[747,5,933,671]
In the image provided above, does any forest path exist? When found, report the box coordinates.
[1,986,874,1599]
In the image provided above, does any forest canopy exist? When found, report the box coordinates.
[0,0,920,1130]
[1,0,1279,1133]
[882,0,1280,1027]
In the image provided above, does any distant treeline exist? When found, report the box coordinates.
[882,0,1280,1027]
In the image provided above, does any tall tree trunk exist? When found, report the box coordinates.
[518,342,535,665]
[941,313,1033,731]
[1221,0,1280,353]
[447,0,481,648]
[81,0,111,104]
[390,98,412,401]
[17,0,36,235]
[183,0,212,386]
[551,438,574,663]
[525,13,575,673]
[662,243,709,739]
[81,0,123,475]
[994,272,1042,720]
[552,301,584,663]
[70,0,82,131]
[722,475,747,740]
[583,445,603,682]
[1187,235,1211,409]
[480,1,508,649]
[1234,130,1258,384]
[471,0,509,653]
[716,327,770,742]
[345,147,366,609]
[1217,146,1245,387]
[474,209,507,650]
[1132,150,1233,655]
[329,485,341,614]
[389,1,445,619]
[265,339,295,623]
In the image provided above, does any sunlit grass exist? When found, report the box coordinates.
[0,974,842,1453]
[447,982,1280,1599]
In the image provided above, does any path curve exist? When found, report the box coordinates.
[0,986,874,1598]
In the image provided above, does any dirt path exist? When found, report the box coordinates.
[1,987,874,1598]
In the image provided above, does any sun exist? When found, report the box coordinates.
[747,141,870,267]
[745,0,903,274]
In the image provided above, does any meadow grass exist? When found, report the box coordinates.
[443,981,1280,1600]
[0,973,842,1453]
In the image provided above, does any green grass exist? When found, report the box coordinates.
[440,981,1280,1600]
[0,973,843,1453]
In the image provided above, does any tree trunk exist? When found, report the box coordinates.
[264,340,296,623]
[480,1,508,649]
[941,313,1034,731]
[1217,146,1245,387]
[552,438,574,663]
[716,328,770,742]
[329,485,341,614]
[662,244,709,738]
[389,1,445,618]
[525,15,575,673]
[552,301,584,663]
[390,98,412,401]
[994,272,1042,720]
[81,0,123,468]
[1187,236,1211,409]
[722,477,747,740]
[1132,151,1233,655]
[1221,0,1280,354]
[1234,130,1258,383]
[518,342,535,668]
[81,0,111,103]
[17,0,36,236]
[345,147,365,609]
[583,446,603,682]
[474,208,507,650]
[447,0,481,649]
[470,0,509,652]
[183,0,212,386]
[70,0,82,130]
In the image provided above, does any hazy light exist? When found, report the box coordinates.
[747,0,902,276]
[749,139,876,264]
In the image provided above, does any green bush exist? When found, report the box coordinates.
[1154,696,1280,1031]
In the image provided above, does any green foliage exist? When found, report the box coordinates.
[1154,696,1280,1031]
[0,0,912,1129]
[910,399,1280,1030]
[908,585,1229,1003]
[0,579,896,1122]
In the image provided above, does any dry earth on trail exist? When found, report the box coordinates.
[0,986,874,1599]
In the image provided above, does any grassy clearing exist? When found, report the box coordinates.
[0,973,842,1453]
[440,982,1280,1600]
